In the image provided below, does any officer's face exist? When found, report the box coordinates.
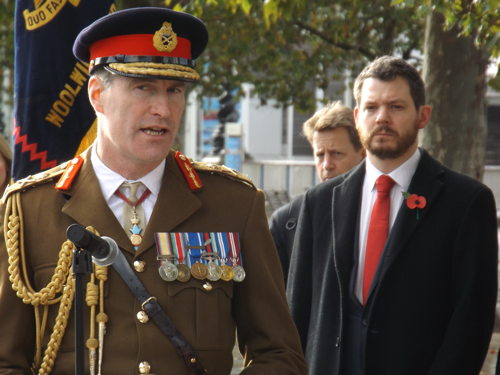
[89,74,186,178]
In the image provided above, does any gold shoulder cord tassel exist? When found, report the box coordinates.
[4,193,108,375]
[38,278,75,375]
[84,227,109,375]
[95,265,109,375]
[86,271,98,375]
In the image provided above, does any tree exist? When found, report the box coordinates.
[1,0,498,177]
[422,11,490,179]
[169,0,424,110]
[419,0,500,179]
[0,0,15,133]
[167,0,499,179]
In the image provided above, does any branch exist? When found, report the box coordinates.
[294,20,376,60]
[402,40,419,60]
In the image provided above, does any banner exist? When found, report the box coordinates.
[13,0,115,180]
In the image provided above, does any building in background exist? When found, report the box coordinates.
[183,81,500,214]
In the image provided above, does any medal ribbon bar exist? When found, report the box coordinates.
[154,232,244,282]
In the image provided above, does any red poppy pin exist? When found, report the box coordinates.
[402,192,426,219]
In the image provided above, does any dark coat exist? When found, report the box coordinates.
[0,150,307,375]
[287,149,498,375]
[269,194,305,282]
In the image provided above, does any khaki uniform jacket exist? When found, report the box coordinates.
[0,150,307,375]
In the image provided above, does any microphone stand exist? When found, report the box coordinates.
[72,246,92,375]
[67,224,120,375]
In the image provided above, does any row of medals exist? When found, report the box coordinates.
[158,257,246,283]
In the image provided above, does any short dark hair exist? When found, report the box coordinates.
[353,56,425,109]
[302,101,363,151]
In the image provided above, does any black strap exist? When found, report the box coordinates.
[94,55,196,68]
[112,251,207,375]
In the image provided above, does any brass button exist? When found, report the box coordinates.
[203,282,213,291]
[136,310,149,324]
[138,361,151,374]
[134,260,146,272]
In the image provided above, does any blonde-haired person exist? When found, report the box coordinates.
[302,101,365,182]
[269,101,365,283]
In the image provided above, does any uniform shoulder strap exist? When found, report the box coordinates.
[2,161,69,203]
[191,160,256,190]
[174,150,256,190]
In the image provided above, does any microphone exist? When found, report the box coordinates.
[66,224,119,266]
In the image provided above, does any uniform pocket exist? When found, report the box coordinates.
[166,279,234,350]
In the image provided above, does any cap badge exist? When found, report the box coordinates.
[153,21,178,53]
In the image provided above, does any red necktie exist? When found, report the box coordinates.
[363,175,395,304]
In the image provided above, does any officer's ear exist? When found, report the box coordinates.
[88,75,106,114]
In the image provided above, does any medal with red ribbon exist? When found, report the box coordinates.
[154,232,244,282]
[115,187,151,249]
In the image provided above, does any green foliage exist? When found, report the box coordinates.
[0,1,15,77]
[167,0,424,111]
[0,0,15,110]
[393,0,500,57]
[0,0,498,112]
[395,0,499,95]
[162,0,499,111]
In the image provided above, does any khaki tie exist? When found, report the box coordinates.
[119,181,148,248]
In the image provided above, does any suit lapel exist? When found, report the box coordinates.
[376,150,445,282]
[332,162,365,282]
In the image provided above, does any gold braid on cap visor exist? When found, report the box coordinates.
[108,62,200,81]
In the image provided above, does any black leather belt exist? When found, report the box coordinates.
[112,251,207,375]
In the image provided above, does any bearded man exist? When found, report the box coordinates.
[286,55,498,375]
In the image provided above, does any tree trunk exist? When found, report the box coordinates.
[421,11,489,180]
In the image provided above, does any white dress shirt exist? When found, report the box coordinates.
[90,145,164,229]
[355,148,421,301]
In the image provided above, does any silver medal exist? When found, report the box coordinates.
[158,262,178,282]
[206,262,222,281]
[232,265,246,282]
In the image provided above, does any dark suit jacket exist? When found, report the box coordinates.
[0,150,307,375]
[269,194,305,282]
[287,149,498,375]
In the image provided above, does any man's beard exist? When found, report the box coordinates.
[361,123,418,160]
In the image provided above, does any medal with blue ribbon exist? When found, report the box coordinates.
[154,232,244,282]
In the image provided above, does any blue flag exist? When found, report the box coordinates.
[13,0,115,180]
